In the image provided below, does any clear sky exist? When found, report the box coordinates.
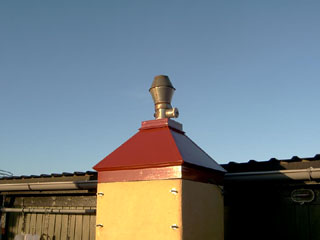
[1,1,319,176]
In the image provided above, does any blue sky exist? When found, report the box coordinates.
[1,1,319,176]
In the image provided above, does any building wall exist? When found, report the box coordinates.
[224,181,320,240]
[96,179,182,240]
[2,194,96,240]
[182,180,224,240]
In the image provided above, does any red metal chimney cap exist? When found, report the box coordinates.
[93,119,225,173]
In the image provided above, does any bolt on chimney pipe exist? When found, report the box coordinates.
[149,75,179,119]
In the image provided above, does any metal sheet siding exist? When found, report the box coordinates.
[2,194,96,240]
[6,207,96,240]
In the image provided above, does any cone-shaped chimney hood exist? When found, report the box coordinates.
[149,75,179,119]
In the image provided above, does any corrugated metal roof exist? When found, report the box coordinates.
[0,171,97,181]
[222,154,320,173]
[2,153,320,181]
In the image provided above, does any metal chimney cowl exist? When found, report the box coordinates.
[149,75,179,120]
[93,73,226,173]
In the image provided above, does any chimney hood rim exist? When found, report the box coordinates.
[150,75,175,90]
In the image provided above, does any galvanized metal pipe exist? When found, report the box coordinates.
[0,180,97,192]
[149,75,179,119]
[0,207,96,214]
[225,167,320,182]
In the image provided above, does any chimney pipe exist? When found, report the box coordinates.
[149,75,179,119]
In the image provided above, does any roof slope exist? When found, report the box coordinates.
[93,119,225,172]
[223,154,320,173]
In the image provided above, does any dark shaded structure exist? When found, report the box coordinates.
[223,154,320,240]
[0,171,97,240]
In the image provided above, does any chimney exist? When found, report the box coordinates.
[149,75,179,119]
[93,75,225,240]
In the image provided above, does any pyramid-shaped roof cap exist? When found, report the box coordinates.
[93,119,226,173]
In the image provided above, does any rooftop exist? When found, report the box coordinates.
[222,154,320,173]
[2,154,320,183]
